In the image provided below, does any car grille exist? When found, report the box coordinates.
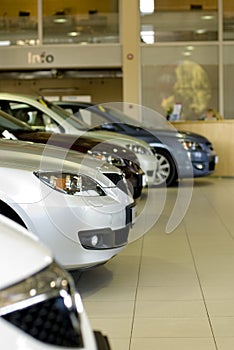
[206,141,214,151]
[104,172,129,194]
[2,296,82,347]
[146,170,154,177]
[0,262,84,347]
[209,158,216,171]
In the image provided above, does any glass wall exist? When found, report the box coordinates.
[223,1,234,118]
[141,45,218,120]
[42,0,119,45]
[224,45,234,118]
[223,0,234,40]
[0,0,38,46]
[140,0,218,43]
[140,0,234,120]
[0,0,119,46]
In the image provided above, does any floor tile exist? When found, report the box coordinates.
[132,317,212,337]
[130,338,217,350]
[83,300,135,318]
[211,317,234,337]
[216,337,234,350]
[135,300,207,318]
[88,317,133,338]
[76,178,234,350]
[206,300,234,317]
[136,285,203,301]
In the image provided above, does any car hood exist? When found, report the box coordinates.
[88,129,154,152]
[148,127,210,142]
[0,215,52,289]
[124,124,211,146]
[13,130,140,163]
[173,129,211,142]
[0,139,122,188]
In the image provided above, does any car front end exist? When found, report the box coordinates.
[0,215,110,350]
[178,131,218,177]
[0,139,136,269]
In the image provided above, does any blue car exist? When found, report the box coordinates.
[55,101,218,187]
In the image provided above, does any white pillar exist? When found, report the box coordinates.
[120,0,141,120]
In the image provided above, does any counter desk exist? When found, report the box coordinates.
[171,120,234,177]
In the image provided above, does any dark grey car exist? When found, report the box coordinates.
[55,101,218,187]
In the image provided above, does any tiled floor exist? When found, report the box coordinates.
[75,177,234,350]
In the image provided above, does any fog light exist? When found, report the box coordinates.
[194,163,205,170]
[78,227,129,250]
[91,235,98,247]
[78,228,112,250]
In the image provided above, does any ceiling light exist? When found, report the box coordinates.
[196,29,207,34]
[186,46,194,51]
[0,40,11,46]
[68,31,79,37]
[201,15,214,20]
[182,51,191,56]
[53,17,67,24]
[140,0,154,14]
[140,31,155,44]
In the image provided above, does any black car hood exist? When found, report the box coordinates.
[10,130,140,163]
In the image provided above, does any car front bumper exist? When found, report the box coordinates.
[136,153,157,186]
[13,192,136,269]
[191,151,218,177]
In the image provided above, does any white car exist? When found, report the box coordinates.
[0,93,157,187]
[0,214,111,350]
[0,138,135,269]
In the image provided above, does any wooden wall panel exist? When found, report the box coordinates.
[154,0,217,11]
[172,120,234,177]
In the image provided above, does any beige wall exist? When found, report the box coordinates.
[0,77,122,103]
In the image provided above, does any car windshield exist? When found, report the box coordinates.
[100,106,142,124]
[40,98,91,131]
[94,104,173,130]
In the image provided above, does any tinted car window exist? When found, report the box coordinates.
[0,115,23,130]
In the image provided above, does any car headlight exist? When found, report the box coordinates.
[125,144,152,155]
[88,150,125,167]
[180,140,203,151]
[34,171,106,196]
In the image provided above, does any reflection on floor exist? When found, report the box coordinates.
[75,177,234,350]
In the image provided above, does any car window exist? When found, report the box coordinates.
[0,115,23,131]
[11,103,46,129]
[79,109,104,126]
[42,99,90,131]
[76,108,121,132]
[0,100,13,116]
[0,100,62,132]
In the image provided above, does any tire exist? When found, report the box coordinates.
[154,149,177,187]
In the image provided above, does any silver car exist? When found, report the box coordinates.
[0,214,110,349]
[0,138,135,269]
[0,92,157,187]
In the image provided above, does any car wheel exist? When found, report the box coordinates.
[154,149,177,187]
